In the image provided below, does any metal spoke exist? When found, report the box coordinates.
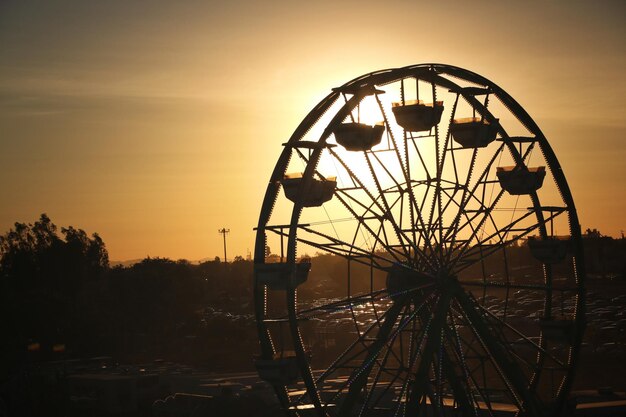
[311,284,437,393]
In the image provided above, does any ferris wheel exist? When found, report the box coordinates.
[252,64,585,416]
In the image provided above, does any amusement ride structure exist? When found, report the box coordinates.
[252,64,585,416]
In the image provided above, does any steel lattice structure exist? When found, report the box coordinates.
[253,64,585,417]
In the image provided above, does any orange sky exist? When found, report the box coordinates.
[0,0,624,261]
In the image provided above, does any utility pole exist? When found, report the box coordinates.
[218,228,230,263]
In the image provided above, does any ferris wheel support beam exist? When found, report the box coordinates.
[444,320,492,416]
[406,292,451,415]
[454,288,545,416]
[336,299,406,416]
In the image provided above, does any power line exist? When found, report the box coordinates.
[217,228,230,263]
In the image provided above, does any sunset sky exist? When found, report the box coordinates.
[0,0,624,262]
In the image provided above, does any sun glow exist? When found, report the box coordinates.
[350,95,385,126]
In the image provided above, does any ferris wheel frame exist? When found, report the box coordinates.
[252,63,586,417]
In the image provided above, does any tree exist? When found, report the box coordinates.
[584,228,604,239]
[0,214,108,285]
[0,214,109,365]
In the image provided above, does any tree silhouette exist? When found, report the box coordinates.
[0,214,109,368]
